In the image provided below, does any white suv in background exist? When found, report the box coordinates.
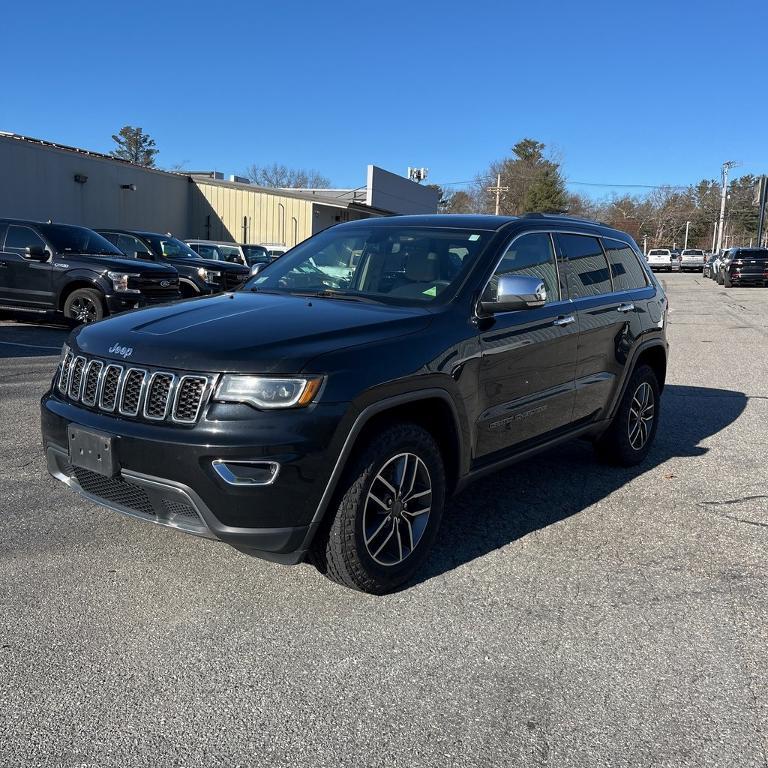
[646,248,678,272]
[680,249,705,272]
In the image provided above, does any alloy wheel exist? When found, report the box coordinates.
[363,452,432,566]
[70,296,98,323]
[628,382,655,450]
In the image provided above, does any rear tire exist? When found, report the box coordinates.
[311,423,445,594]
[594,365,660,467]
[724,274,733,288]
[63,288,105,324]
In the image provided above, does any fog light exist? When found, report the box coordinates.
[212,460,280,486]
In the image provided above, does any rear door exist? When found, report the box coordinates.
[1,224,56,309]
[475,231,579,459]
[556,233,649,422]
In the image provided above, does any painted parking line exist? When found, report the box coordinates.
[0,340,62,352]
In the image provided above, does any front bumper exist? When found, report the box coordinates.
[105,292,182,313]
[41,392,350,563]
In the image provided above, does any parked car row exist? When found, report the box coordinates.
[0,217,289,324]
[704,247,768,287]
[645,248,707,272]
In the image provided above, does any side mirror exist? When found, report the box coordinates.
[479,274,547,315]
[136,250,156,261]
[25,245,49,262]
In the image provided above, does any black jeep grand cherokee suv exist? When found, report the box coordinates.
[96,229,249,296]
[42,214,668,593]
[0,219,180,323]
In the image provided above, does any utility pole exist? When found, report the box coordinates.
[716,160,739,253]
[643,234,648,255]
[684,220,690,250]
[711,220,717,252]
[756,175,768,248]
[487,174,509,216]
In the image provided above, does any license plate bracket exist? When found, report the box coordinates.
[68,425,118,477]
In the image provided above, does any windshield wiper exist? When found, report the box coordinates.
[292,289,379,303]
[248,286,287,295]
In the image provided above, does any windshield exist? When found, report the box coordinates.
[242,245,270,265]
[144,234,203,260]
[648,250,668,256]
[244,225,492,304]
[682,249,704,255]
[38,224,123,256]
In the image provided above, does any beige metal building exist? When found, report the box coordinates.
[0,132,439,246]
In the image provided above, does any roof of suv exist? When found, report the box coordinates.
[728,247,768,255]
[341,213,620,233]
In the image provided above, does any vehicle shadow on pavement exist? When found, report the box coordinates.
[413,385,747,587]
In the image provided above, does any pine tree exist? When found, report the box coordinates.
[110,126,158,167]
[523,167,568,213]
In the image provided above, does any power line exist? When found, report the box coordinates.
[431,173,756,192]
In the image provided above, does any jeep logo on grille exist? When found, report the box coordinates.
[108,343,133,359]
[160,280,170,287]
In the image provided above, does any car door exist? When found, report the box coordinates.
[0,224,56,309]
[556,233,648,423]
[475,231,579,459]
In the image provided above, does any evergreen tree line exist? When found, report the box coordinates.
[431,139,764,250]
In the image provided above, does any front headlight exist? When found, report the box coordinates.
[107,271,141,293]
[197,267,221,282]
[215,375,323,409]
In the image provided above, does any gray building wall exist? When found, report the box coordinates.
[0,135,190,234]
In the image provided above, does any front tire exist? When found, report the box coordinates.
[63,288,105,324]
[723,273,733,288]
[312,423,446,594]
[594,365,660,466]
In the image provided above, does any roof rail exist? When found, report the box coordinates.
[522,212,611,227]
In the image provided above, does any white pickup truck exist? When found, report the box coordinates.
[680,248,705,272]
[646,248,679,272]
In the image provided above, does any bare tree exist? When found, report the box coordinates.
[245,163,331,189]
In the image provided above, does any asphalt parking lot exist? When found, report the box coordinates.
[1,273,767,768]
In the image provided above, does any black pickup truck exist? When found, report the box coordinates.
[0,219,180,323]
[96,229,250,297]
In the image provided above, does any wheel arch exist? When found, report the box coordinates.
[608,340,668,420]
[58,279,106,311]
[304,388,467,550]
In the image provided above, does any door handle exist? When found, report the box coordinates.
[553,315,576,327]
[617,303,635,313]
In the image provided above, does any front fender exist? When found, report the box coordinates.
[54,268,111,307]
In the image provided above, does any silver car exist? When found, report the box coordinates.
[680,249,705,272]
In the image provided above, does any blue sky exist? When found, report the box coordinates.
[3,0,765,197]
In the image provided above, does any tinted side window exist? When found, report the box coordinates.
[557,234,612,298]
[195,244,219,260]
[485,232,559,304]
[5,225,47,256]
[603,238,648,291]
[116,234,149,258]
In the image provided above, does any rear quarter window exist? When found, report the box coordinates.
[603,238,648,291]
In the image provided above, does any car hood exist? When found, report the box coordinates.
[71,292,432,373]
[63,254,178,274]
